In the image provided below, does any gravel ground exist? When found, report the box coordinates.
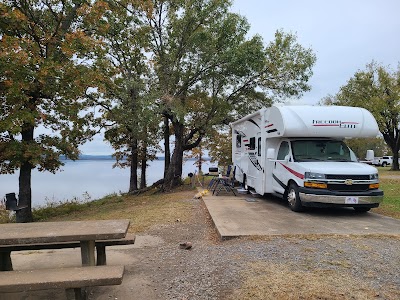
[88,197,400,300]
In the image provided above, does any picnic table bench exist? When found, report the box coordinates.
[0,219,132,300]
[0,265,124,300]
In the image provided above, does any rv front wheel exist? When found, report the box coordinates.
[287,182,304,212]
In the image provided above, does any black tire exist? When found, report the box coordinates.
[286,182,304,212]
[382,162,387,167]
[354,207,371,213]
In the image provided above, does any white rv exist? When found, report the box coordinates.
[231,105,383,212]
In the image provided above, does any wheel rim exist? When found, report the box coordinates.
[287,188,296,206]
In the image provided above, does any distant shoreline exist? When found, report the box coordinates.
[61,155,211,161]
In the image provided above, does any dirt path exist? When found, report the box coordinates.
[3,197,400,300]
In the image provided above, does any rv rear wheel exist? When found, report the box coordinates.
[287,182,304,212]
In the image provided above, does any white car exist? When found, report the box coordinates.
[373,156,393,167]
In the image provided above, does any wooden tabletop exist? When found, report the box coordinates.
[0,219,130,245]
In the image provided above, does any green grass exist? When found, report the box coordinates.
[30,186,196,233]
[373,178,400,218]
[368,167,400,218]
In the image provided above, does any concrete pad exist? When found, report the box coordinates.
[202,191,400,239]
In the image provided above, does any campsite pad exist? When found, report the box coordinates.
[202,191,400,239]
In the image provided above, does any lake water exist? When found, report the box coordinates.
[0,159,216,207]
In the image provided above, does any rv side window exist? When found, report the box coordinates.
[257,137,261,156]
[249,137,256,150]
[236,135,241,148]
[277,141,289,160]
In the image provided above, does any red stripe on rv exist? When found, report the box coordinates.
[265,124,274,128]
[279,163,304,179]
[312,124,339,127]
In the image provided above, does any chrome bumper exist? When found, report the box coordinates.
[299,192,383,205]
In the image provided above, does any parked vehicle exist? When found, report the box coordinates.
[231,105,383,212]
[373,156,393,167]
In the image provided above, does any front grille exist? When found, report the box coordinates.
[327,184,370,192]
[326,174,370,180]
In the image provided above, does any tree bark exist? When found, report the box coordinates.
[129,140,138,192]
[140,144,147,189]
[198,146,203,174]
[163,115,170,178]
[16,125,34,223]
[383,131,400,171]
[163,122,184,190]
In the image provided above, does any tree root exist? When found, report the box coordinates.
[128,179,165,196]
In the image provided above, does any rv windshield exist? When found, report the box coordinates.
[291,140,352,162]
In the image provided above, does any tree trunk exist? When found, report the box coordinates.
[163,115,170,178]
[163,122,184,190]
[140,144,147,189]
[391,144,400,171]
[16,125,34,223]
[383,132,400,171]
[129,140,138,192]
[198,148,203,174]
[16,161,33,222]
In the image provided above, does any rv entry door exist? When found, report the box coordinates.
[272,141,291,195]
[254,132,264,194]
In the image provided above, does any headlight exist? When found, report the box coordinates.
[369,173,379,180]
[305,172,326,179]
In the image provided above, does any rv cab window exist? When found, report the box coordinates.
[291,140,352,162]
[277,141,290,160]
[257,137,261,156]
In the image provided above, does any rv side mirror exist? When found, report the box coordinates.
[267,148,275,159]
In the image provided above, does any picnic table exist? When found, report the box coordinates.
[0,219,130,269]
[0,219,131,299]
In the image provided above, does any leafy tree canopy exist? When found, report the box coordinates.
[0,0,108,173]
[0,0,109,221]
[320,62,400,170]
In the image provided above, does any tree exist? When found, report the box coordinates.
[320,62,400,170]
[184,143,207,174]
[204,127,232,167]
[345,138,387,159]
[0,0,107,222]
[96,0,161,192]
[146,0,316,189]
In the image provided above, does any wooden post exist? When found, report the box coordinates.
[96,245,106,266]
[66,288,84,300]
[0,251,13,271]
[80,240,95,266]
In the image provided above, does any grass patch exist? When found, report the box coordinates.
[33,186,196,233]
[373,177,400,219]
[0,202,14,223]
[228,262,381,300]
[376,166,400,176]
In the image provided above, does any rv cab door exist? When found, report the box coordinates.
[272,141,291,196]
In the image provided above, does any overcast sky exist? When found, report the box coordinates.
[232,0,400,104]
[81,0,400,154]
